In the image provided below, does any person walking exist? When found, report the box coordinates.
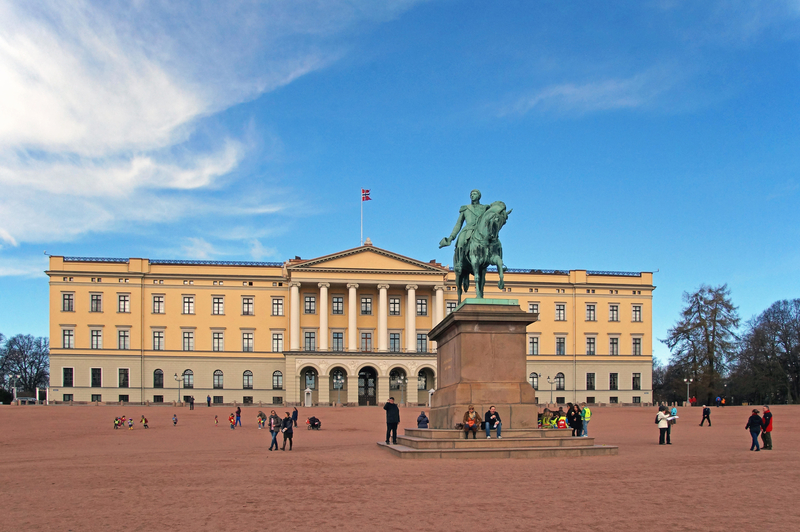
[761,406,773,450]
[746,409,762,451]
[281,411,294,451]
[384,397,400,444]
[189,396,195,410]
[268,410,282,451]
[207,395,211,407]
[292,407,299,428]
[235,406,242,427]
[580,403,591,437]
[416,411,429,429]
[657,406,671,445]
[700,405,711,426]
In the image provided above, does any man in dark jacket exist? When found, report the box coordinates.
[484,406,502,439]
[699,405,711,426]
[384,397,400,444]
[761,406,773,450]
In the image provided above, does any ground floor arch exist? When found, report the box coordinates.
[358,366,377,406]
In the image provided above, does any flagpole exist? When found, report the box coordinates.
[360,189,363,246]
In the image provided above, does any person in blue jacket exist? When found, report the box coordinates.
[745,409,762,451]
[416,411,429,429]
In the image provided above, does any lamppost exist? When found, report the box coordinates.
[723,383,727,406]
[789,375,793,405]
[174,373,181,404]
[333,374,344,405]
[683,378,693,405]
[12,374,21,402]
[399,376,409,405]
[547,376,554,404]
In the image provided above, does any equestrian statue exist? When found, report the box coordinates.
[439,189,511,304]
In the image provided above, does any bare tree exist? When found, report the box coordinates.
[662,284,739,404]
[0,334,50,394]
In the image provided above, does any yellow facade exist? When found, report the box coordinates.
[47,243,654,406]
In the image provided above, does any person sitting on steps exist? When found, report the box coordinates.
[462,405,482,439]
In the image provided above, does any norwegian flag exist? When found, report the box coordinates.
[361,188,372,201]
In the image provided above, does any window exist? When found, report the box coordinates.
[446,301,457,315]
[183,370,194,389]
[183,296,194,314]
[528,302,539,314]
[586,304,596,321]
[212,332,224,352]
[118,294,130,313]
[361,332,372,351]
[118,368,129,388]
[529,372,538,390]
[243,370,253,390]
[118,330,130,350]
[610,337,619,356]
[389,333,400,353]
[90,294,102,312]
[304,369,317,390]
[91,368,102,387]
[556,396,565,404]
[153,369,164,389]
[214,396,224,404]
[272,371,283,390]
[332,296,344,315]
[213,370,224,389]
[361,297,372,315]
[529,336,539,355]
[417,334,428,352]
[63,394,73,402]
[586,396,595,404]
[586,373,595,391]
[182,331,194,351]
[272,396,283,405]
[609,304,619,321]
[389,369,405,390]
[242,297,254,316]
[332,369,345,390]
[62,329,74,349]
[153,331,164,351]
[153,295,165,314]
[586,337,596,355]
[632,396,641,404]
[304,295,316,314]
[242,333,254,352]
[243,396,253,404]
[304,331,316,351]
[91,394,102,402]
[633,372,642,390]
[63,367,73,387]
[609,373,619,390]
[416,298,428,316]
[91,330,102,349]
[417,370,427,390]
[272,298,284,316]
[632,337,642,356]
[153,395,164,403]
[212,297,224,315]
[272,333,283,353]
[555,304,566,321]
[62,293,74,311]
[555,372,565,391]
[632,305,642,322]
[332,332,344,352]
[556,337,566,356]
[609,396,618,404]
[389,297,401,316]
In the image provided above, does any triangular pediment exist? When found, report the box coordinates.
[288,245,447,274]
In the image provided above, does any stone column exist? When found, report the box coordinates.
[377,370,391,404]
[434,285,445,325]
[347,373,359,405]
[289,282,301,351]
[318,283,330,351]
[347,283,359,351]
[318,373,330,405]
[406,285,417,352]
[377,283,389,352]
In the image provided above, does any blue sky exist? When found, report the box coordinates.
[1,0,799,363]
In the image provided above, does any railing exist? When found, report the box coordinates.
[64,257,129,263]
[449,266,642,276]
[150,259,283,267]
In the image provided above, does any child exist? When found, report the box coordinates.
[228,413,236,430]
[114,417,120,430]
[140,415,149,429]
[214,415,218,427]
[127,418,134,430]
[172,414,178,427]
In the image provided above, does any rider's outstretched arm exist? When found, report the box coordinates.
[440,211,465,248]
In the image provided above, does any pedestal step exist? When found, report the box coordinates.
[377,442,618,460]
[396,435,597,450]
[405,428,573,439]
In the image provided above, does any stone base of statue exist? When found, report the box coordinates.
[428,299,539,429]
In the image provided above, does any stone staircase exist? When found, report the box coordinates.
[378,428,618,459]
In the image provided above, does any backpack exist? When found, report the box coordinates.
[654,413,660,424]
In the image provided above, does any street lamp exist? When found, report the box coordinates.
[174,373,181,404]
[547,376,554,404]
[683,378,693,405]
[333,374,344,405]
[12,374,21,402]
[723,383,727,406]
[399,377,409,405]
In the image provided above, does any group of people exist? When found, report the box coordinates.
[459,405,504,439]
[539,403,591,437]
[655,403,775,451]
[113,415,148,430]
[745,406,773,451]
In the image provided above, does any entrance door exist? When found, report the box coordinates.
[358,367,377,406]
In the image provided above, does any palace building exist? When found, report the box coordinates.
[47,241,654,406]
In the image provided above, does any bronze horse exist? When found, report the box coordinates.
[454,201,511,303]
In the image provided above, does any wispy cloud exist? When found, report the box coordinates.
[249,240,279,261]
[0,255,48,278]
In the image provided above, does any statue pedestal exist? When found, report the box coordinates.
[428,299,539,429]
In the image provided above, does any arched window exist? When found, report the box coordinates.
[182,369,193,389]
[417,369,427,390]
[555,372,565,391]
[243,370,253,390]
[153,369,164,389]
[303,368,317,390]
[389,369,406,391]
[332,368,345,390]
[529,372,538,390]
[273,371,283,390]
[213,370,224,389]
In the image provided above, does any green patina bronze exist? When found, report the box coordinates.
[439,189,511,303]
